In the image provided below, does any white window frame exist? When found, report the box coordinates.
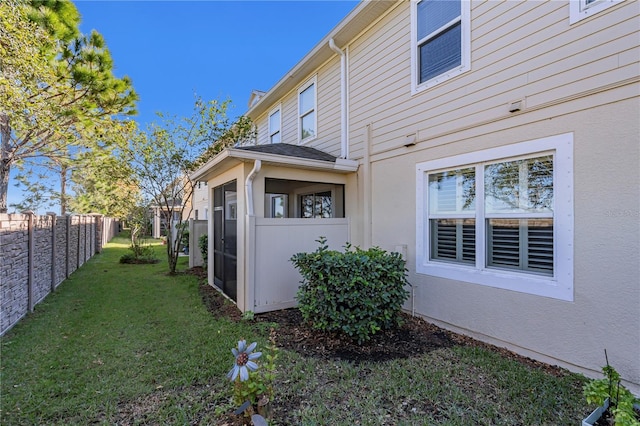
[298,76,318,144]
[416,133,574,301]
[293,183,337,218]
[411,0,471,94]
[570,0,624,24]
[268,105,282,144]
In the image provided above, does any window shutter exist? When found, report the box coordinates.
[488,219,554,276]
[431,219,475,264]
[487,220,520,268]
[433,220,457,260]
[527,223,554,274]
[462,222,475,262]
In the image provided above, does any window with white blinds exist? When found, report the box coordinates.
[428,167,476,264]
[412,0,470,92]
[416,133,574,301]
[426,155,554,276]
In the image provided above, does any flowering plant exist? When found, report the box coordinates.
[227,340,261,382]
[227,333,278,420]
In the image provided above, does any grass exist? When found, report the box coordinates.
[0,234,592,425]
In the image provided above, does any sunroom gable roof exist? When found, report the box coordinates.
[236,143,336,162]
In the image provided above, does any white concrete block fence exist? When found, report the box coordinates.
[0,213,119,335]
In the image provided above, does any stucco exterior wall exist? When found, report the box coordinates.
[369,99,639,391]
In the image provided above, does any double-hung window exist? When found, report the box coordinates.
[416,133,574,301]
[428,167,476,264]
[298,77,317,142]
[412,0,470,92]
[269,107,281,144]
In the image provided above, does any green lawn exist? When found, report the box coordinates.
[0,235,593,425]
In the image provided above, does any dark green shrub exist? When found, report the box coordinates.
[291,237,410,344]
[199,234,208,269]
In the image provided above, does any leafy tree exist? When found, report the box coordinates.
[69,120,140,217]
[1,0,58,211]
[0,0,137,213]
[125,97,255,274]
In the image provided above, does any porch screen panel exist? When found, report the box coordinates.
[213,186,223,285]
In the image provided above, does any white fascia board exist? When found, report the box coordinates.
[227,148,358,173]
[191,147,358,183]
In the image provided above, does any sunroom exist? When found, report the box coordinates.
[190,143,358,313]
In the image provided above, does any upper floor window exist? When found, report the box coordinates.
[570,0,624,24]
[269,107,281,144]
[412,0,470,93]
[298,77,317,142]
[416,133,574,301]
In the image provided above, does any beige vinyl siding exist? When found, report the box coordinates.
[250,57,343,157]
[280,96,297,144]
[255,118,269,145]
[314,56,342,156]
[348,3,410,159]
[347,1,638,158]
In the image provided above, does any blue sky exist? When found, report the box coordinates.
[75,0,359,127]
[8,0,358,212]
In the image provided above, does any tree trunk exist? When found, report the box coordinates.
[60,164,68,215]
[163,211,179,274]
[0,159,9,214]
[1,113,11,213]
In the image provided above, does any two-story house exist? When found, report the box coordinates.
[191,0,639,391]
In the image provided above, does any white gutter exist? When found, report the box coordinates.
[329,38,348,159]
[245,159,262,216]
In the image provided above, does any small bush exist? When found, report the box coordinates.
[181,229,189,249]
[291,237,410,344]
[199,234,208,269]
[120,239,159,264]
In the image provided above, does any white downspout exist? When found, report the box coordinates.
[244,159,261,314]
[245,159,262,216]
[329,38,348,159]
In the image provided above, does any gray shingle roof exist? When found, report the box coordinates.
[236,143,336,162]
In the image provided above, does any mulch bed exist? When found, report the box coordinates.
[194,268,568,376]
